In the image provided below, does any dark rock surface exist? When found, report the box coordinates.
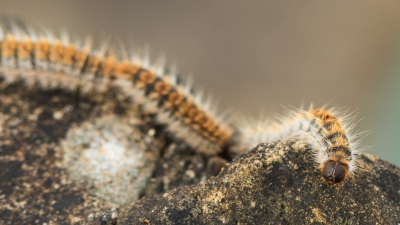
[0,83,212,224]
[119,141,400,225]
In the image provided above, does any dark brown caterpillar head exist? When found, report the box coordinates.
[322,160,349,184]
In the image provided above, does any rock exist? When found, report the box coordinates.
[118,141,400,224]
[0,83,161,224]
[0,83,211,224]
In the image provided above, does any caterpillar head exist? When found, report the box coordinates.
[321,159,349,184]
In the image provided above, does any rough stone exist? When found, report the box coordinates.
[119,141,400,224]
[0,82,211,224]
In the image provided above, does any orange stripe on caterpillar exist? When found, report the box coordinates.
[0,19,233,155]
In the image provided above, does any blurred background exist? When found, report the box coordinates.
[1,1,400,166]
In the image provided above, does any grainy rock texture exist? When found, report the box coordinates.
[0,83,213,224]
[119,141,400,225]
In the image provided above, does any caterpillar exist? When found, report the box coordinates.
[235,106,366,184]
[0,19,365,184]
[0,19,233,156]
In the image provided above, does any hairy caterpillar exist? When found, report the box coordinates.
[0,19,365,184]
[0,19,233,156]
[236,106,366,184]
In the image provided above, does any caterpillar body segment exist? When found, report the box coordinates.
[0,20,233,155]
